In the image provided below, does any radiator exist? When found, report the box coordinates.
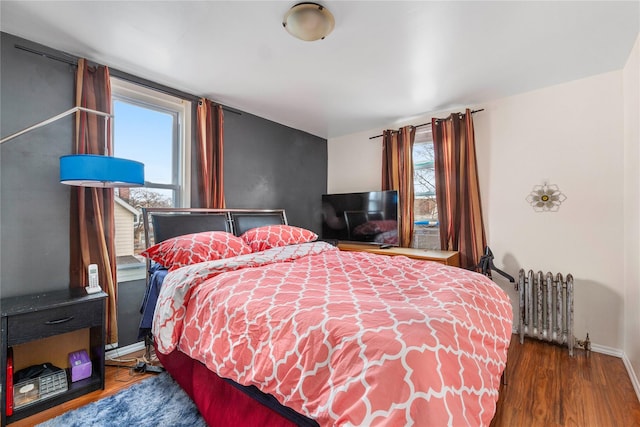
[517,269,575,356]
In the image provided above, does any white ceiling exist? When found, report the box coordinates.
[1,1,638,139]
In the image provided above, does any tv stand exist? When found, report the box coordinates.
[337,243,460,267]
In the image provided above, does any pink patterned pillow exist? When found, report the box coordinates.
[240,225,318,252]
[140,231,252,271]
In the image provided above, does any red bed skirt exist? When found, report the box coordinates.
[155,345,314,427]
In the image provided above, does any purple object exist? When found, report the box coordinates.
[68,350,92,382]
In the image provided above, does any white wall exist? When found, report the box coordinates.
[328,70,627,350]
[328,128,383,193]
[479,71,625,350]
[623,33,640,391]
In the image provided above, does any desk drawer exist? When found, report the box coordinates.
[7,300,103,345]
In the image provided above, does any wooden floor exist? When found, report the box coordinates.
[491,336,640,427]
[9,336,640,426]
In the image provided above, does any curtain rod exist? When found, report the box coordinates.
[14,44,241,115]
[16,44,77,66]
[368,108,484,140]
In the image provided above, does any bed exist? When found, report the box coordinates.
[140,208,513,427]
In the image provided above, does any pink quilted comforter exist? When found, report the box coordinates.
[153,242,513,426]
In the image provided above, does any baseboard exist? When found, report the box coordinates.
[622,352,640,403]
[590,343,624,358]
[105,341,145,360]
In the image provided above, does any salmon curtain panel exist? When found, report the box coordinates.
[196,98,225,208]
[382,126,416,247]
[70,58,119,344]
[431,109,487,270]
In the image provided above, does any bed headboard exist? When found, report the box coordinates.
[230,212,287,236]
[142,208,288,247]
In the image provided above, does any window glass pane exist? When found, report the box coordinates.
[413,143,436,198]
[115,187,174,256]
[113,101,174,185]
[413,130,440,250]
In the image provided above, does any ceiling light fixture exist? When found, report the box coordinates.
[283,2,335,41]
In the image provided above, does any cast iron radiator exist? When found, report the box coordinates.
[517,269,577,356]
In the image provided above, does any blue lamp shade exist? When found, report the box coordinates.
[59,154,145,188]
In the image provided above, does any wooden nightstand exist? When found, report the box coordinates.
[1,289,107,426]
[337,242,460,267]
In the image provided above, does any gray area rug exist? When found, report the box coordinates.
[37,372,207,427]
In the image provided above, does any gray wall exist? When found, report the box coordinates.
[0,32,327,347]
[224,110,326,231]
[1,33,74,296]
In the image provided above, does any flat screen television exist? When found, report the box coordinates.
[321,190,399,246]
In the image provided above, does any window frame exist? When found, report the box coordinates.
[111,78,191,206]
[110,78,192,281]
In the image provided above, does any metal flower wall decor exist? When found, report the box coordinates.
[526,183,566,212]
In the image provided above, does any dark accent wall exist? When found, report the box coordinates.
[0,32,327,347]
[224,111,326,231]
[1,33,74,296]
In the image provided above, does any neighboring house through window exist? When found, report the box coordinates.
[111,78,191,281]
[412,127,440,250]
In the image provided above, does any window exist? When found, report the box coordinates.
[111,78,191,281]
[412,128,440,250]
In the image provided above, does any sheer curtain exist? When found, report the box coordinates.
[70,58,118,344]
[382,126,416,247]
[432,109,486,270]
[196,98,225,208]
